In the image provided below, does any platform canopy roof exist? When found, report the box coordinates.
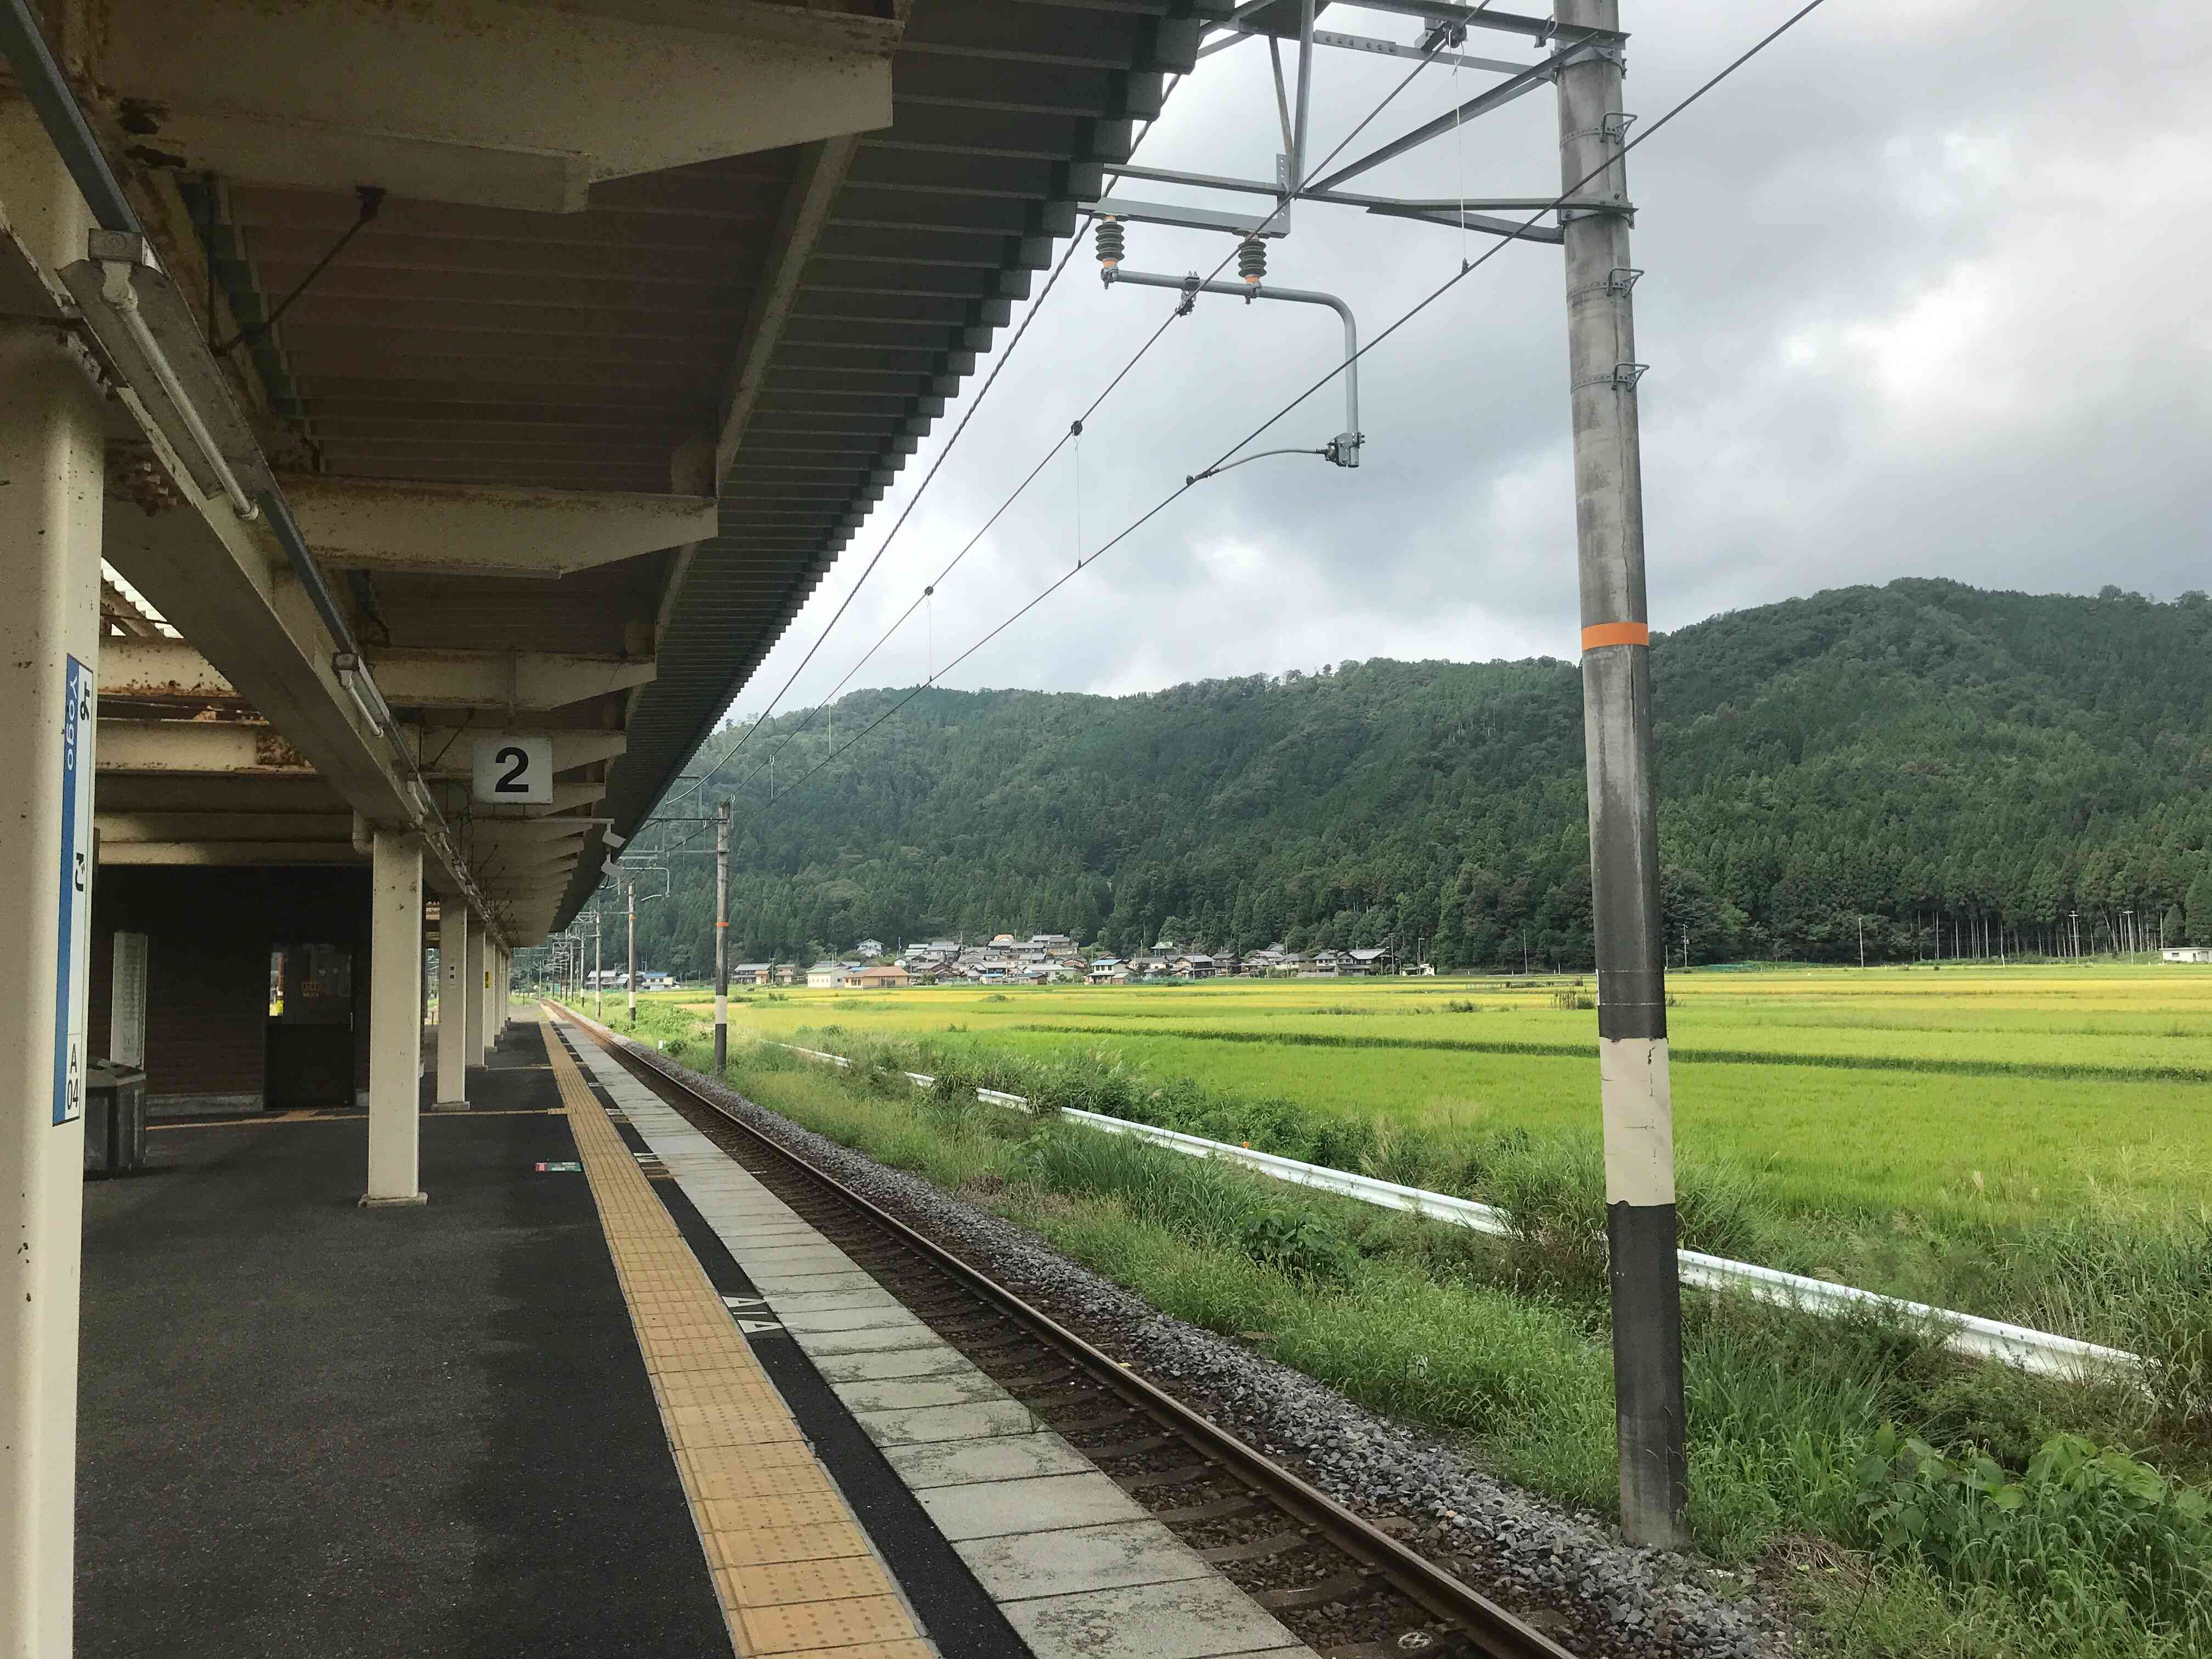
[32,0,1214,945]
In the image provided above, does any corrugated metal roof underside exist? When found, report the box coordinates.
[552,0,1213,931]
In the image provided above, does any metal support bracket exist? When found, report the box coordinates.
[1090,194,1291,238]
[1572,361,1649,392]
[1567,267,1643,302]
[1105,264,1363,466]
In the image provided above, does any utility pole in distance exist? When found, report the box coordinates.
[1556,0,1686,1550]
[627,874,638,1025]
[715,798,731,1075]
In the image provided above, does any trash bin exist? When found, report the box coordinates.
[84,1062,148,1176]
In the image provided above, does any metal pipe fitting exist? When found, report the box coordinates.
[1106,265,1362,466]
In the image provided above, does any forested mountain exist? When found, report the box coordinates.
[605,580,2212,975]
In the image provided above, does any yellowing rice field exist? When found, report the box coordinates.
[652,963,2212,1226]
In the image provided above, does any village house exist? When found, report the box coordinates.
[732,962,774,986]
[772,963,800,985]
[1088,958,1128,984]
[1173,953,1215,979]
[853,938,887,960]
[1345,947,1392,975]
[853,965,911,989]
[1302,950,1342,977]
[805,962,850,989]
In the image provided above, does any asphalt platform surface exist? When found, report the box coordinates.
[75,1024,730,1658]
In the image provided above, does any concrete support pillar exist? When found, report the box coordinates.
[434,907,470,1110]
[363,832,427,1206]
[464,911,489,1065]
[0,95,104,1659]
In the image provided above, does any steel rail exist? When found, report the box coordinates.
[552,1001,1578,1659]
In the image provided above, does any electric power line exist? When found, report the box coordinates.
[685,0,1834,856]
[659,74,1193,819]
[679,43,1460,842]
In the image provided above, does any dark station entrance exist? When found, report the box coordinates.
[89,867,371,1114]
[266,943,358,1109]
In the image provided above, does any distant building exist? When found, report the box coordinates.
[853,965,911,989]
[1172,954,1215,979]
[732,962,773,986]
[1088,958,1128,984]
[1345,947,1391,975]
[805,962,849,989]
[2163,946,2212,963]
[854,938,887,959]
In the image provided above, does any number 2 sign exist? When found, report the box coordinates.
[472,732,552,804]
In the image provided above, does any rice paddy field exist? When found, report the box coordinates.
[647,964,2212,1228]
[597,964,2212,1655]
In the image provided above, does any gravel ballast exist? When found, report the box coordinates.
[610,1034,1796,1659]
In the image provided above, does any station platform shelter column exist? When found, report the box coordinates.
[464,911,488,1066]
[435,906,472,1111]
[0,96,105,1659]
[363,831,427,1206]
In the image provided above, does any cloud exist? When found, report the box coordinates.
[728,0,2212,733]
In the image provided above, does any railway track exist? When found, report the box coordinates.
[561,1009,1579,1659]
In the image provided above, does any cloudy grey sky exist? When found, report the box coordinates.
[734,0,2212,725]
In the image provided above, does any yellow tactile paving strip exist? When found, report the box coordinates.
[537,1009,933,1659]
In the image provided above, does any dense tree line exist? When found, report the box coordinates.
[603,580,2212,977]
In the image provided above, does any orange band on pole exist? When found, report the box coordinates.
[1581,621,1650,650]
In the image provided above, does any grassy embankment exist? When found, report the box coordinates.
[594,969,2212,1656]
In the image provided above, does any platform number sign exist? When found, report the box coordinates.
[53,655,94,1126]
[473,732,552,804]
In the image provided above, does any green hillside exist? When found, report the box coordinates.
[608,579,2212,974]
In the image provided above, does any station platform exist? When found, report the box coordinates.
[74,1013,973,1658]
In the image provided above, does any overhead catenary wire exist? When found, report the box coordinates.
[672,45,1460,850]
[656,78,1191,825]
[1204,0,1833,477]
[681,0,1835,856]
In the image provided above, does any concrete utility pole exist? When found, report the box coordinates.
[715,798,731,1075]
[1555,0,1686,1550]
[626,874,638,1025]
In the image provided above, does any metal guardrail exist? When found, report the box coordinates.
[775,1042,2142,1382]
